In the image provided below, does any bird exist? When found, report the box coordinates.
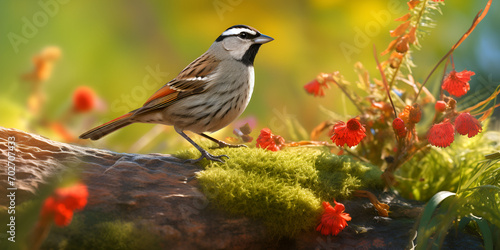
[79,25,273,163]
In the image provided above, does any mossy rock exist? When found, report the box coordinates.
[179,146,384,237]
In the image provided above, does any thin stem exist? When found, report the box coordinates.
[343,148,370,163]
[414,0,492,102]
[374,44,397,119]
[414,49,454,102]
[329,78,364,114]
[284,140,335,147]
[439,58,450,99]
[387,53,405,90]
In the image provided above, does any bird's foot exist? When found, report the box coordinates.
[183,150,229,164]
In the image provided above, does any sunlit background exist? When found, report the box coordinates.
[1,0,499,153]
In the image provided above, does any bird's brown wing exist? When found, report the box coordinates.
[134,53,220,115]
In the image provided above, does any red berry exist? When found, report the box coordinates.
[392,118,406,137]
[435,101,447,112]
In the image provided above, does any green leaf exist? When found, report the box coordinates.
[470,215,494,250]
[415,191,456,250]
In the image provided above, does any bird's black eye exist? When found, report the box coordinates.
[238,32,248,39]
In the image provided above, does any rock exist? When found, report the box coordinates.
[0,127,484,249]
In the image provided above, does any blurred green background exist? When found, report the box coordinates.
[1,0,499,153]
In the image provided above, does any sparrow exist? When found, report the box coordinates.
[79,25,273,163]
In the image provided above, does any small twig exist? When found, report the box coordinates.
[343,148,370,163]
[439,58,451,99]
[415,0,492,102]
[373,44,397,120]
[284,140,335,147]
[328,78,364,114]
[354,190,389,217]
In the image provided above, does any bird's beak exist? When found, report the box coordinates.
[253,34,274,44]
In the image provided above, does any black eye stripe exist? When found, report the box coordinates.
[235,32,259,40]
[215,33,260,42]
[215,26,261,42]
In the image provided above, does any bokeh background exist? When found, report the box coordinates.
[1,0,499,153]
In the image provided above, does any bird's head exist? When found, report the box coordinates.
[213,25,273,65]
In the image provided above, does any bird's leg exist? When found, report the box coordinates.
[199,133,248,149]
[175,128,228,163]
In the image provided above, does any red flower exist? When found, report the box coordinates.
[442,70,475,97]
[330,118,366,147]
[73,86,97,112]
[455,112,482,138]
[256,128,285,151]
[304,77,329,97]
[435,101,447,112]
[316,200,351,236]
[41,183,88,227]
[392,118,407,138]
[41,197,72,226]
[427,121,455,148]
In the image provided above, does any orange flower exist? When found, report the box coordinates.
[390,21,410,37]
[407,0,421,9]
[407,26,417,44]
[371,101,393,117]
[316,200,351,236]
[330,118,366,147]
[73,86,97,112]
[256,128,285,151]
[304,75,330,97]
[50,122,76,143]
[427,120,455,148]
[23,46,61,83]
[442,70,475,97]
[409,104,422,123]
[41,183,88,227]
[455,112,482,138]
[399,104,421,124]
[398,105,411,124]
[394,13,411,22]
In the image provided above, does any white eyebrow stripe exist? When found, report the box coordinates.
[222,28,257,36]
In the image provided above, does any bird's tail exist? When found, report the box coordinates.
[79,113,134,140]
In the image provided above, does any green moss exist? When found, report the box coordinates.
[41,212,162,250]
[178,145,383,237]
[80,220,161,249]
